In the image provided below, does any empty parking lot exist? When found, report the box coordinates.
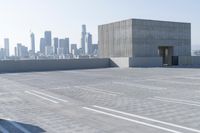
[0,68,200,133]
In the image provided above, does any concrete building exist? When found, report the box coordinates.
[99,19,191,67]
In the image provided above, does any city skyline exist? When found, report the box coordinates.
[0,0,200,55]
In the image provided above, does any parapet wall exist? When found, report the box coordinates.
[0,59,110,73]
[179,56,200,66]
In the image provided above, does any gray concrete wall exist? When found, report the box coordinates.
[131,57,163,67]
[110,57,162,68]
[98,19,133,58]
[179,56,200,66]
[0,59,110,73]
[132,19,191,57]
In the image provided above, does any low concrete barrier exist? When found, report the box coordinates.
[0,58,110,73]
[110,57,163,67]
[179,56,200,66]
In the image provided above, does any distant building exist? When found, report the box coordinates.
[4,38,9,57]
[45,46,54,56]
[71,44,78,56]
[59,38,69,55]
[44,31,52,46]
[81,25,87,55]
[40,38,46,54]
[85,33,93,55]
[57,48,64,55]
[15,43,29,58]
[54,38,59,55]
[0,48,5,59]
[92,44,98,56]
[30,33,35,54]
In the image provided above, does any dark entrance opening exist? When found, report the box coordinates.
[158,46,174,66]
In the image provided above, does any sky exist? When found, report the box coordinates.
[0,0,200,55]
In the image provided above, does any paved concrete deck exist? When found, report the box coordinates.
[0,68,200,133]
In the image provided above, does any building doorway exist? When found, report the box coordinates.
[158,46,174,66]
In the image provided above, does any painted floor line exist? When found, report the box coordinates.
[6,119,31,133]
[113,82,167,90]
[83,107,181,133]
[31,90,68,103]
[25,91,58,104]
[150,98,200,107]
[93,105,200,133]
[75,86,117,96]
[0,125,9,133]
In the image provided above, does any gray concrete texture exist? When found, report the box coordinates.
[1,68,200,133]
[98,18,191,58]
[0,59,110,73]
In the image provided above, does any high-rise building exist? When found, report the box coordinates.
[4,38,9,57]
[81,25,87,55]
[85,33,92,55]
[92,44,98,56]
[0,48,5,59]
[30,33,35,53]
[15,43,28,58]
[59,38,69,55]
[45,46,54,56]
[54,38,59,54]
[44,31,52,46]
[71,44,78,55]
[40,38,46,54]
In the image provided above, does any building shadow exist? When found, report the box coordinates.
[0,119,46,133]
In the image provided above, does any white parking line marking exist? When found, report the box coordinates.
[31,90,68,103]
[75,86,117,96]
[0,125,9,133]
[150,97,200,107]
[25,91,58,104]
[93,105,200,133]
[113,82,167,90]
[83,107,181,133]
[7,119,31,133]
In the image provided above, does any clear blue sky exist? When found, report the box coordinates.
[0,0,199,55]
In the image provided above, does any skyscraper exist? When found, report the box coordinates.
[85,33,92,55]
[81,25,87,55]
[15,43,28,57]
[4,38,9,57]
[40,38,46,54]
[30,32,35,53]
[71,44,78,55]
[44,31,52,46]
[59,38,69,55]
[54,38,59,55]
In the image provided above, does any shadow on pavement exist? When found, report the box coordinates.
[0,119,46,133]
